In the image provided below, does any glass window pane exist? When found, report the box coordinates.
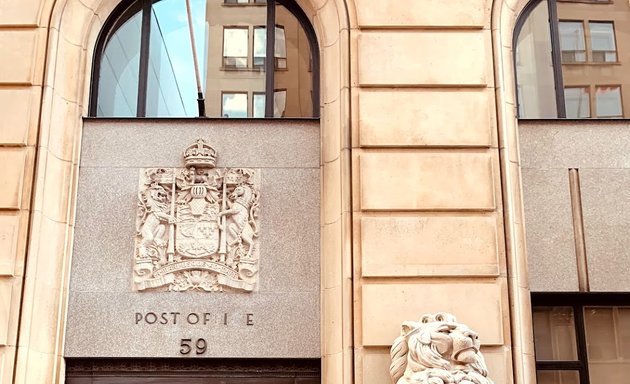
[585,307,617,361]
[253,26,266,66]
[619,308,630,359]
[590,22,617,62]
[96,10,143,117]
[515,0,558,118]
[533,307,578,360]
[222,93,248,117]
[537,370,580,384]
[252,26,287,68]
[275,26,286,58]
[274,4,313,117]
[94,0,318,118]
[223,27,248,68]
[253,90,285,117]
[595,86,622,117]
[559,21,586,63]
[586,307,630,384]
[253,93,265,118]
[274,89,286,117]
[146,0,208,117]
[564,87,590,118]
[205,2,265,117]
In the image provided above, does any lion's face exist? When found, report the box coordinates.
[149,187,167,203]
[229,186,244,199]
[403,314,488,376]
[450,324,481,366]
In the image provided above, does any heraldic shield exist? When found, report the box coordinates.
[175,173,221,258]
[133,139,261,293]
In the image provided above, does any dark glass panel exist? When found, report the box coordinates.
[533,306,579,361]
[537,370,580,384]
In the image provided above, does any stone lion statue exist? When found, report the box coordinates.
[390,313,493,384]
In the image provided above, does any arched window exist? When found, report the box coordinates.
[89,0,319,118]
[515,0,629,119]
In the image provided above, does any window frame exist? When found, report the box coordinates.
[558,20,587,64]
[563,85,591,118]
[588,21,618,63]
[252,24,287,70]
[222,25,250,70]
[594,84,623,117]
[221,91,249,118]
[252,91,266,118]
[251,88,287,118]
[532,292,630,384]
[88,0,320,118]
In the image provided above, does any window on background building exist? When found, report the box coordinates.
[515,0,629,118]
[253,27,266,68]
[253,92,265,117]
[564,86,590,118]
[90,0,319,118]
[559,21,586,63]
[253,26,287,69]
[221,92,248,117]
[595,85,623,117]
[275,26,287,69]
[532,295,630,384]
[251,90,285,118]
[223,27,249,69]
[590,22,617,62]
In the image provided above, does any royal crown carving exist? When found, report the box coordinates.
[134,139,260,292]
[390,313,494,384]
[184,138,217,168]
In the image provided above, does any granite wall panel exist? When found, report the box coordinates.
[65,120,321,358]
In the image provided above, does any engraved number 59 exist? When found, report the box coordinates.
[179,338,207,355]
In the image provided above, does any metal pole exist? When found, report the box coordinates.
[185,0,206,117]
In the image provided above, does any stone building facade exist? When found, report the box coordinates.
[1,0,626,383]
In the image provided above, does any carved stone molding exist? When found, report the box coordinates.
[134,138,260,292]
[390,313,494,384]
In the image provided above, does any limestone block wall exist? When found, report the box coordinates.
[0,1,47,381]
[350,1,516,383]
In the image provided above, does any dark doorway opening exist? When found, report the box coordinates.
[65,358,321,383]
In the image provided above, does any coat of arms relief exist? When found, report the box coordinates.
[133,138,260,292]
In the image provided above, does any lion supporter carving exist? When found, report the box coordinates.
[390,313,494,384]
[134,138,260,292]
